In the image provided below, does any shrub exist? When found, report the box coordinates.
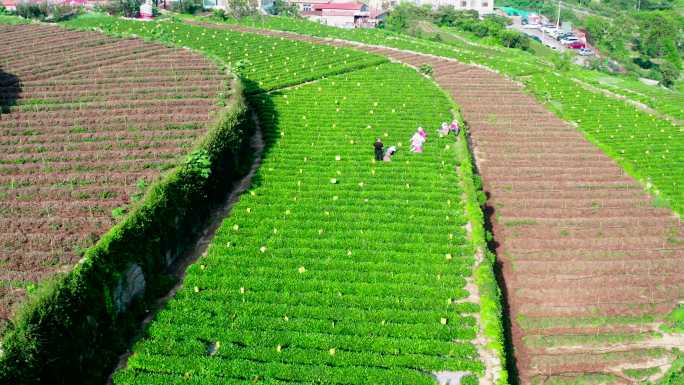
[171,0,202,14]
[15,1,79,21]
[50,4,78,21]
[419,63,434,76]
[552,51,574,72]
[498,29,530,50]
[269,0,298,16]
[16,1,49,20]
[95,0,141,17]
[227,0,258,18]
[659,61,680,88]
[211,8,227,20]
[121,0,142,17]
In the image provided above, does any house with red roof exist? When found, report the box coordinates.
[1,0,16,10]
[302,2,369,28]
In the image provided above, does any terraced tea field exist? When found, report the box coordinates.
[365,38,684,385]
[0,23,229,328]
[7,12,682,384]
[113,63,493,385]
[63,16,505,384]
[205,15,684,123]
[183,20,684,385]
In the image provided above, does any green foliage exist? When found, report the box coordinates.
[210,8,227,20]
[419,63,434,76]
[659,61,680,88]
[661,305,684,333]
[172,0,202,15]
[15,1,49,20]
[382,4,530,50]
[584,15,633,59]
[432,5,463,27]
[383,3,417,32]
[657,352,684,385]
[498,28,530,50]
[226,0,258,18]
[635,12,681,59]
[98,0,142,17]
[269,0,299,17]
[551,51,573,72]
[185,149,212,179]
[111,206,128,220]
[623,367,660,381]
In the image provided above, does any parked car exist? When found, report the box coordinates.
[523,23,541,29]
[566,41,586,49]
[578,48,594,56]
[560,37,579,45]
[556,32,574,41]
[530,35,542,43]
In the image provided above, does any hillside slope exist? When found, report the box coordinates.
[64,16,506,384]
[0,23,228,330]
[196,19,684,385]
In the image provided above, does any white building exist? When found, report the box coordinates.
[303,2,370,28]
[367,0,493,15]
[286,0,344,12]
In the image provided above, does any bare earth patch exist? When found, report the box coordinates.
[0,23,228,328]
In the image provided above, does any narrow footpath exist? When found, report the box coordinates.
[190,21,684,384]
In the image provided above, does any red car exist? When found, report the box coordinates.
[566,41,586,49]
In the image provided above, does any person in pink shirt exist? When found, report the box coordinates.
[410,127,426,153]
[450,120,460,136]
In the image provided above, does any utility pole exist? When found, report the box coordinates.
[637,0,641,12]
[556,0,561,29]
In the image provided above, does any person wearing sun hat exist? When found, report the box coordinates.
[450,120,460,136]
[383,146,397,161]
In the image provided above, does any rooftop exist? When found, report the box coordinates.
[313,2,365,10]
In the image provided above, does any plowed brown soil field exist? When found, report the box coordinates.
[0,24,228,329]
[194,22,684,384]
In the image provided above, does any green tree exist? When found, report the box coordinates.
[659,61,680,88]
[269,0,298,16]
[636,12,679,58]
[664,38,683,70]
[584,16,607,45]
[552,51,574,72]
[432,5,459,27]
[228,0,258,18]
[383,4,413,32]
[171,0,201,14]
[498,29,530,50]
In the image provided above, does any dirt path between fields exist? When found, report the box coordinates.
[187,20,684,385]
